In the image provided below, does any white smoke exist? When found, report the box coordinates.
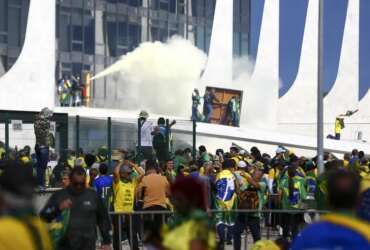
[232,56,278,129]
[93,36,207,117]
[93,36,277,129]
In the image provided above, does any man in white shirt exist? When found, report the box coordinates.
[139,110,153,160]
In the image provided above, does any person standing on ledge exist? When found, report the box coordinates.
[203,88,219,123]
[138,110,153,160]
[192,88,201,121]
[34,108,54,189]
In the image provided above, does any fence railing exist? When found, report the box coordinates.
[107,209,328,250]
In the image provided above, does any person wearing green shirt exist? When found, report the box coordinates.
[198,145,210,163]
[279,165,307,240]
[233,169,267,249]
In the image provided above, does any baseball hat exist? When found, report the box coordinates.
[238,161,247,168]
[112,150,124,161]
[139,110,149,119]
[91,162,100,170]
[276,146,286,154]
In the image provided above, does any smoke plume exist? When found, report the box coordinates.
[93,36,277,129]
[93,36,207,117]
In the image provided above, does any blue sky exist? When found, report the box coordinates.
[249,0,370,99]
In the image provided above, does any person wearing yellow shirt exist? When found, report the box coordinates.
[112,161,144,250]
[0,141,5,159]
[334,117,344,140]
[230,146,241,166]
[0,161,52,250]
[343,153,351,169]
[161,176,216,250]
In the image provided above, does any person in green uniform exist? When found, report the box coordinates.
[279,165,307,240]
[191,88,202,121]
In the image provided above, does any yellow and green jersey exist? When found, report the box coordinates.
[280,175,307,209]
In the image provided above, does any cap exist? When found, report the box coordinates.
[75,158,85,167]
[40,107,53,119]
[112,150,124,161]
[238,161,247,168]
[239,150,246,155]
[139,110,149,119]
[91,162,100,170]
[276,147,286,154]
[120,165,133,174]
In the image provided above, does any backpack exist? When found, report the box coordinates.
[238,187,259,210]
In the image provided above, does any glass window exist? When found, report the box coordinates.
[195,25,205,51]
[83,64,91,71]
[159,0,169,11]
[59,14,71,51]
[177,0,185,14]
[128,23,141,51]
[0,34,6,43]
[0,0,7,32]
[241,33,249,56]
[150,0,157,9]
[159,27,167,42]
[205,24,212,53]
[128,0,142,7]
[205,0,215,18]
[73,25,83,41]
[72,25,83,51]
[107,21,117,56]
[72,62,82,78]
[233,32,240,57]
[8,6,21,47]
[72,42,83,51]
[118,21,127,46]
[169,0,176,13]
[192,0,206,17]
[61,62,72,77]
[84,19,95,54]
[10,0,22,5]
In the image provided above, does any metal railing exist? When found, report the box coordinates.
[107,209,328,250]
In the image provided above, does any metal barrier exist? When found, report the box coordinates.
[68,116,196,165]
[108,209,328,250]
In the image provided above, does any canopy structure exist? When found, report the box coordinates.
[55,107,370,155]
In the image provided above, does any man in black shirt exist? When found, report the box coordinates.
[40,167,112,250]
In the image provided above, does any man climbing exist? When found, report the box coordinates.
[191,88,201,121]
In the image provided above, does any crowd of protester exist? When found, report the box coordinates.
[57,75,86,107]
[192,88,241,126]
[0,137,369,249]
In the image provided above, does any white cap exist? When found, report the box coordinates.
[276,147,286,154]
[238,161,247,168]
[91,162,100,170]
[239,150,246,155]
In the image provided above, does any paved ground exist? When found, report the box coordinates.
[113,227,282,250]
